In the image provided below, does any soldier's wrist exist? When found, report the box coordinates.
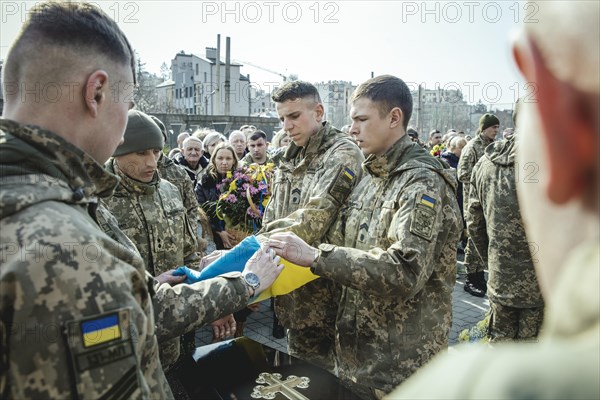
[310,249,321,272]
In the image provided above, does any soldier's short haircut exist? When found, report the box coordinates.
[272,81,322,104]
[3,2,136,87]
[350,75,413,130]
[248,130,267,142]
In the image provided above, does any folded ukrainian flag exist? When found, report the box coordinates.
[173,236,318,303]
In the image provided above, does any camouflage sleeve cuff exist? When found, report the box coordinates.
[311,244,336,275]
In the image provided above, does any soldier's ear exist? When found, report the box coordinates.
[314,103,325,122]
[84,70,109,118]
[389,107,403,129]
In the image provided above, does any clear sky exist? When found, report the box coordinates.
[1,1,530,106]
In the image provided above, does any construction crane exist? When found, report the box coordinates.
[234,59,288,82]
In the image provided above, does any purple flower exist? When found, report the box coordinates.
[234,171,244,180]
[247,207,261,219]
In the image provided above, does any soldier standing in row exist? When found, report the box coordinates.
[457,113,500,297]
[268,75,462,399]
[467,108,544,341]
[258,81,364,372]
[152,116,202,251]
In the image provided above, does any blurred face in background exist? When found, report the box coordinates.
[248,137,268,164]
[229,131,247,159]
[207,138,225,157]
[280,133,292,147]
[183,138,204,168]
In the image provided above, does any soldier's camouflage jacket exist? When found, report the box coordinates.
[157,153,199,245]
[97,201,255,373]
[457,132,494,271]
[468,135,544,308]
[314,135,462,393]
[259,122,364,330]
[102,159,202,370]
[0,119,171,399]
[457,132,495,209]
[238,151,278,168]
[103,159,199,277]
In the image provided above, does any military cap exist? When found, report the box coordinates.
[479,113,500,133]
[114,110,165,156]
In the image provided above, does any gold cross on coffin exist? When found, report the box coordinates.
[251,372,310,400]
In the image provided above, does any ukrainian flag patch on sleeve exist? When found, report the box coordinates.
[81,313,121,348]
[420,194,436,208]
[329,165,357,204]
[343,167,355,180]
[410,192,439,241]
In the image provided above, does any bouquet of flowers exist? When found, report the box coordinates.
[430,143,447,158]
[458,313,490,344]
[212,163,275,238]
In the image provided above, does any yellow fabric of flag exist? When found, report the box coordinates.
[251,258,319,303]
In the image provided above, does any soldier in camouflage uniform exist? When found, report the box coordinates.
[267,75,462,399]
[102,110,202,380]
[468,130,544,341]
[238,130,271,167]
[387,3,599,397]
[257,81,364,372]
[457,113,499,297]
[0,4,167,397]
[0,4,283,398]
[103,110,199,276]
[151,116,201,250]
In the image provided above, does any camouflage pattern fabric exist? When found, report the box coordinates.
[158,153,199,245]
[467,135,544,340]
[257,122,363,370]
[489,302,544,342]
[238,151,277,168]
[457,132,495,274]
[313,134,462,393]
[102,159,201,370]
[386,241,599,400]
[103,159,199,276]
[97,201,255,372]
[0,119,172,399]
[96,203,253,342]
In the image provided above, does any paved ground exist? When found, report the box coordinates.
[196,255,489,352]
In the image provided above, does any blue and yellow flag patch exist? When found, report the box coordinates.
[343,167,355,180]
[420,194,436,208]
[81,314,121,348]
[329,165,357,204]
